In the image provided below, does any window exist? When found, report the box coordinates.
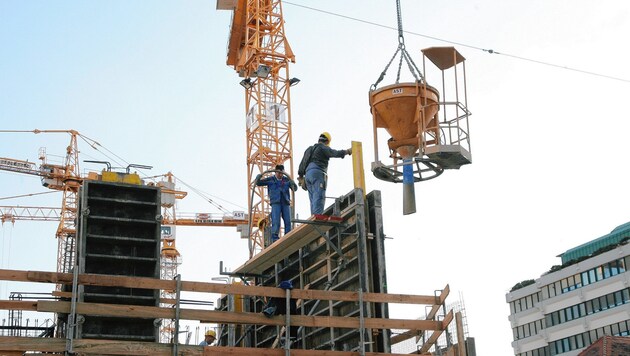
[596,266,604,281]
[593,298,601,312]
[612,323,620,336]
[614,291,623,306]
[603,264,612,278]
[572,305,580,319]
[578,303,586,317]
[545,314,553,327]
[552,312,560,326]
[586,300,593,315]
[582,271,590,286]
[565,307,573,321]
[562,338,570,352]
[576,334,584,348]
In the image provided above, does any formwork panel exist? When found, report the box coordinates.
[75,181,161,342]
[216,189,389,352]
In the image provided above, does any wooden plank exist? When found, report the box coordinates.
[36,300,443,331]
[0,269,441,305]
[390,284,450,344]
[455,311,467,356]
[418,310,454,354]
[0,336,201,355]
[0,301,38,311]
[204,347,416,356]
[233,216,338,274]
[0,336,421,355]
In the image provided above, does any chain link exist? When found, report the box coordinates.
[370,0,425,90]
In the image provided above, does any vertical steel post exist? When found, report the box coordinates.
[172,274,182,356]
[355,190,372,351]
[285,288,291,356]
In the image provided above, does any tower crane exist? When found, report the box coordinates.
[218,0,297,258]
[1,161,247,343]
[1,129,83,280]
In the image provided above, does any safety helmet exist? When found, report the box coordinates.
[319,132,331,145]
[205,330,216,337]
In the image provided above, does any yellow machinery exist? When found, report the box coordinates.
[368,1,472,215]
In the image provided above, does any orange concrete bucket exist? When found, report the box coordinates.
[369,82,440,157]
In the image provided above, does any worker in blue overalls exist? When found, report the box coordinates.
[256,164,297,244]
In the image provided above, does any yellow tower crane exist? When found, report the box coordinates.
[0,130,83,280]
[218,0,297,258]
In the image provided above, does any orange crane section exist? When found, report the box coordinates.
[219,0,297,258]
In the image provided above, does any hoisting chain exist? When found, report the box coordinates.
[370,0,425,91]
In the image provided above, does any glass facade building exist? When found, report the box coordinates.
[506,223,630,356]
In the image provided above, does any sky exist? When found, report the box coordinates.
[1,0,629,353]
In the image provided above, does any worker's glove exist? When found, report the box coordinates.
[297,176,307,191]
[346,147,352,155]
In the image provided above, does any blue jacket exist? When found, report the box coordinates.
[256,176,297,205]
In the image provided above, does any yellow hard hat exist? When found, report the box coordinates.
[205,330,216,337]
[319,132,331,145]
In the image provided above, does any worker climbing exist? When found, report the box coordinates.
[297,132,351,215]
[256,165,297,244]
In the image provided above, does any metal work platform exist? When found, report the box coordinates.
[234,216,344,275]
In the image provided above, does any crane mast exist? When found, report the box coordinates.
[220,0,296,257]
[1,130,82,283]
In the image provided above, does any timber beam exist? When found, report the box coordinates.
[0,336,430,355]
[0,268,441,305]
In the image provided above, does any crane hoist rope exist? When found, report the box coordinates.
[370,0,424,90]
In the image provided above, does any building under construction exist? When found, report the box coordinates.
[0,179,475,355]
[0,0,477,355]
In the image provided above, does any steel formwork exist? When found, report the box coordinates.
[218,188,391,352]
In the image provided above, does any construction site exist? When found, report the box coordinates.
[0,1,477,355]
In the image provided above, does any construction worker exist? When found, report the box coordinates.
[256,164,298,244]
[297,132,351,215]
[199,329,216,346]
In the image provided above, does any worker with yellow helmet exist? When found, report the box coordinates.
[199,329,216,346]
[297,132,351,215]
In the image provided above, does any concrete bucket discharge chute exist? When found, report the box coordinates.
[369,82,441,214]
[368,0,472,215]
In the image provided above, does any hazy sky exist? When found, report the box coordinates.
[1,0,629,353]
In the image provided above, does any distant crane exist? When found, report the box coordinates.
[1,159,247,343]
[0,129,84,280]
[218,0,298,257]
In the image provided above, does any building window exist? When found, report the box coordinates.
[544,288,630,327]
[581,271,590,286]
